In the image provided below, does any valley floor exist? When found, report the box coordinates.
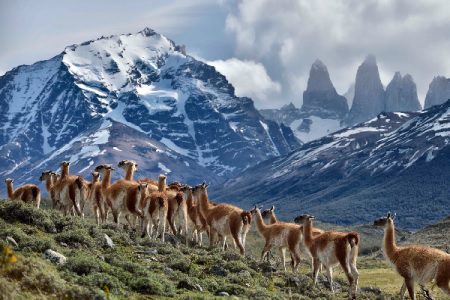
[0,200,447,299]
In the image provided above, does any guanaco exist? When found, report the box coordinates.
[295,214,359,299]
[39,170,57,208]
[56,161,83,216]
[262,205,324,269]
[182,185,208,245]
[85,172,104,225]
[4,178,41,208]
[141,175,168,242]
[250,206,303,271]
[194,182,250,255]
[374,213,450,299]
[95,164,143,227]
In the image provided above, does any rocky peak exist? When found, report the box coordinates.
[424,76,450,109]
[346,55,385,125]
[301,59,348,119]
[385,72,421,112]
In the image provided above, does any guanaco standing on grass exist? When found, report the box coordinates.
[295,214,359,299]
[261,205,324,269]
[140,175,169,242]
[250,206,304,271]
[374,213,450,299]
[182,185,208,245]
[194,182,250,255]
[4,178,41,208]
[85,172,105,225]
[95,164,144,227]
[39,170,57,208]
[55,161,84,216]
[165,182,189,244]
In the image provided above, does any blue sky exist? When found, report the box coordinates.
[1,0,449,108]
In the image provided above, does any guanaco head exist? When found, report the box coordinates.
[4,178,13,184]
[373,212,395,227]
[138,182,148,194]
[168,181,182,191]
[60,161,70,167]
[39,170,53,181]
[249,205,260,216]
[118,160,138,170]
[192,181,208,196]
[261,205,275,220]
[241,211,252,225]
[94,164,115,174]
[91,172,100,181]
[294,214,315,224]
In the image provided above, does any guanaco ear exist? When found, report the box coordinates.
[387,212,391,218]
[270,205,274,211]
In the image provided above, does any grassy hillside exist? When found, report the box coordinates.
[0,200,446,299]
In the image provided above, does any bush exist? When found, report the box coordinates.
[129,275,175,296]
[4,254,68,296]
[0,201,56,233]
[65,254,101,275]
[55,229,95,248]
[78,272,125,294]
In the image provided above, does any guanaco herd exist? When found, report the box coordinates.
[3,160,450,299]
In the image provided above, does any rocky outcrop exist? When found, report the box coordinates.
[301,59,348,119]
[346,55,385,125]
[385,72,421,112]
[424,76,450,109]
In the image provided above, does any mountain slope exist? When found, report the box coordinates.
[0,28,299,187]
[214,101,450,229]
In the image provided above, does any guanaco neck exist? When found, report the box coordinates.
[383,220,399,262]
[45,177,53,191]
[125,166,135,181]
[254,209,268,234]
[303,219,313,247]
[198,189,210,216]
[92,177,99,185]
[186,190,194,209]
[101,170,112,191]
[60,165,69,179]
[269,213,278,224]
[6,182,14,198]
[158,178,166,192]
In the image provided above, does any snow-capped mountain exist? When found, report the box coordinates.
[214,100,450,229]
[0,28,300,188]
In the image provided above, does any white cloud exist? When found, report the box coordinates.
[208,58,281,108]
[225,0,450,107]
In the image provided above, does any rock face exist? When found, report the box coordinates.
[424,76,450,109]
[260,60,348,143]
[385,72,421,112]
[301,59,348,119]
[0,28,300,188]
[259,103,302,126]
[346,55,385,125]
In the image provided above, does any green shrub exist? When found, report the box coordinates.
[0,201,56,233]
[78,272,125,294]
[129,275,175,296]
[55,229,95,248]
[65,254,102,275]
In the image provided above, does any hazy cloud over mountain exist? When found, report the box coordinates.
[223,0,450,107]
[1,0,449,108]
